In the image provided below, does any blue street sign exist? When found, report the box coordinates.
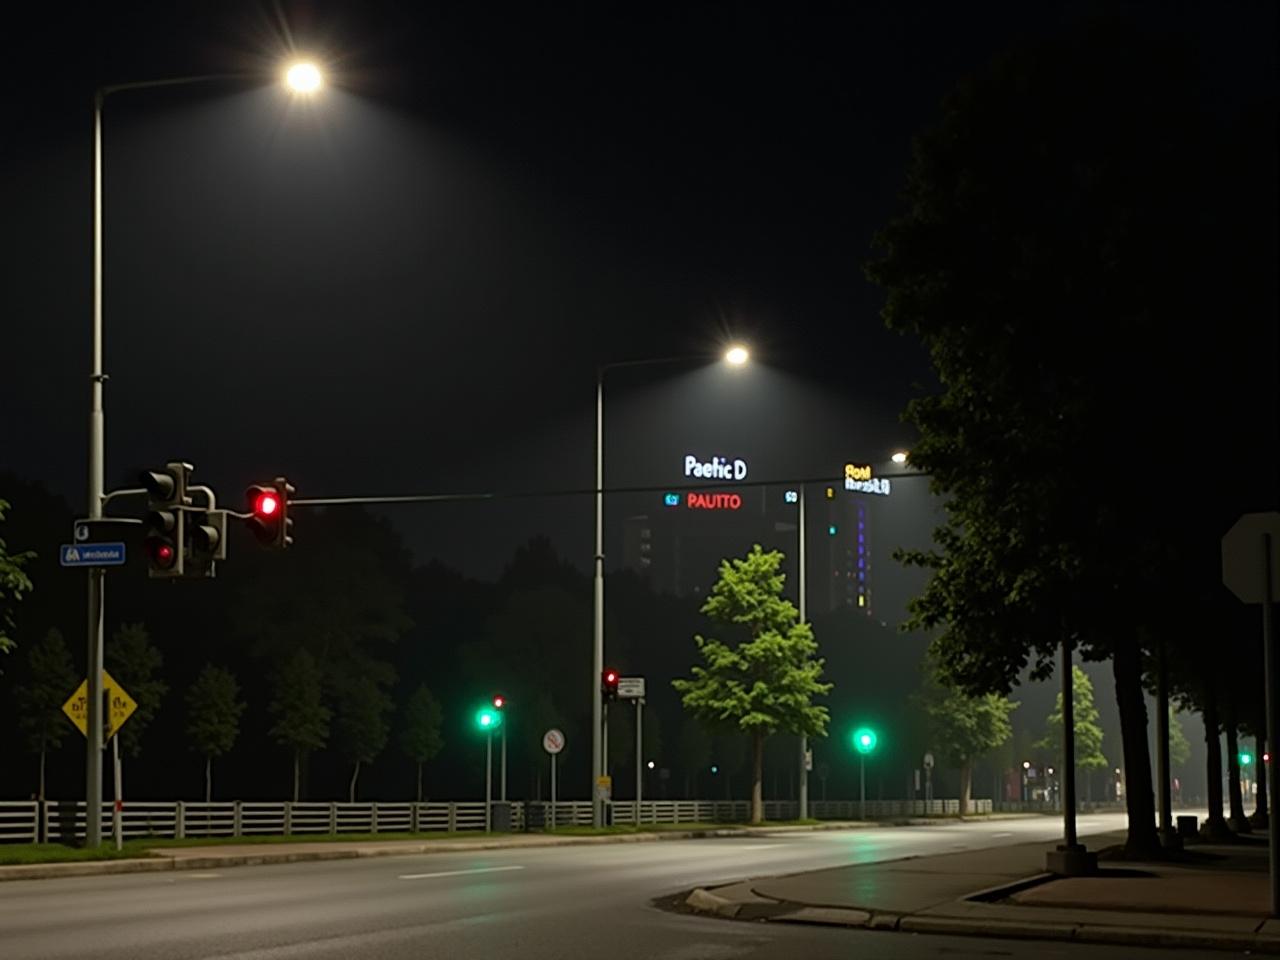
[60,543,126,567]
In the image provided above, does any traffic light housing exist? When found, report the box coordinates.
[601,668,619,701]
[187,508,228,578]
[140,462,190,578]
[246,477,295,549]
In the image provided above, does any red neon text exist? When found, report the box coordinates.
[687,492,742,510]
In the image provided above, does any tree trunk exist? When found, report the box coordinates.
[1225,719,1251,832]
[751,731,764,825]
[1253,734,1269,827]
[959,761,972,816]
[205,755,212,803]
[1112,640,1160,856]
[293,751,301,804]
[1201,690,1232,838]
[416,761,423,803]
[349,759,361,804]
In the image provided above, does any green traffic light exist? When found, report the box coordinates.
[1240,752,1254,767]
[475,706,503,731]
[853,726,878,755]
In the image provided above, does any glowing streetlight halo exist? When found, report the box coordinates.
[284,61,323,94]
[852,726,878,755]
[890,450,909,465]
[724,344,750,367]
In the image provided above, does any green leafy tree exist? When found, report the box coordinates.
[677,716,712,797]
[673,545,832,824]
[269,650,330,801]
[0,498,35,661]
[921,672,1017,815]
[1035,666,1108,803]
[15,628,76,799]
[106,622,168,760]
[863,26,1227,856]
[400,683,444,802]
[1169,707,1191,770]
[185,665,246,802]
[337,676,391,802]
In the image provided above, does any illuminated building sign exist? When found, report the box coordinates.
[663,493,680,507]
[686,492,742,510]
[844,462,891,496]
[684,455,748,481]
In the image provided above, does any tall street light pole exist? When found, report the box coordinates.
[83,62,323,847]
[797,484,808,820]
[592,345,749,827]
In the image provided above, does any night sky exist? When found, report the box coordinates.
[1,0,1275,578]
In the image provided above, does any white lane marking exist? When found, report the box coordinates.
[398,865,525,881]
[183,873,222,879]
[730,844,784,850]
[991,832,1014,838]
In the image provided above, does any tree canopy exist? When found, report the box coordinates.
[0,499,34,661]
[106,623,168,760]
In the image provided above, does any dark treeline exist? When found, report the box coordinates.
[0,472,946,805]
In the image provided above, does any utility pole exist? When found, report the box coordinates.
[797,484,809,820]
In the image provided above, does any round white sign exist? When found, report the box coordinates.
[543,728,565,755]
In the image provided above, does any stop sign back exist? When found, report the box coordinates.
[1222,512,1280,604]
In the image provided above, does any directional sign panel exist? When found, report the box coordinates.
[60,543,126,567]
[62,670,138,738]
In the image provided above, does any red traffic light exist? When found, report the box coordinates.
[146,539,176,569]
[492,695,506,709]
[255,492,280,517]
[601,669,620,699]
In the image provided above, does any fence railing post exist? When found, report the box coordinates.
[411,802,419,834]
[329,803,337,834]
[284,801,292,836]
[447,803,457,833]
[233,801,242,837]
[175,801,185,840]
[372,803,379,834]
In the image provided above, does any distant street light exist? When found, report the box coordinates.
[592,345,749,826]
[891,451,909,464]
[284,61,324,94]
[81,57,330,848]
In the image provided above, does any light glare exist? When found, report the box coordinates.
[891,451,908,464]
[724,345,749,366]
[285,62,323,94]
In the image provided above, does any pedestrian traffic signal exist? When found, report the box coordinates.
[1240,752,1254,767]
[475,706,503,731]
[601,668,619,700]
[140,462,190,578]
[246,477,295,549]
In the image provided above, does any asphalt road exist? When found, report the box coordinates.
[0,814,1240,959]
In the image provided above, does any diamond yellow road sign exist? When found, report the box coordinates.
[62,670,138,739]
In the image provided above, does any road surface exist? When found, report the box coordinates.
[0,814,1233,959]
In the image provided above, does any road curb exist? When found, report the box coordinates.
[0,857,176,881]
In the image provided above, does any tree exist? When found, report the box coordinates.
[268,650,330,802]
[864,25,1225,857]
[185,665,245,802]
[0,498,35,661]
[921,672,1017,815]
[105,623,168,760]
[1036,666,1108,803]
[400,683,444,802]
[1168,708,1191,770]
[15,628,76,800]
[337,676,390,802]
[673,545,831,824]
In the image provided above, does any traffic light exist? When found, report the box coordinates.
[601,668,619,701]
[1240,752,1254,767]
[492,695,506,710]
[852,726,878,755]
[246,477,295,549]
[187,508,227,578]
[475,706,503,731]
[140,462,190,578]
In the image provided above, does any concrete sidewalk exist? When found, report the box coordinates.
[688,830,1280,953]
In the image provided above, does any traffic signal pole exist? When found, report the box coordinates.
[797,484,808,820]
[592,371,605,828]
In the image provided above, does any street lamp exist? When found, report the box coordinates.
[592,345,749,826]
[82,59,327,847]
[890,450,909,464]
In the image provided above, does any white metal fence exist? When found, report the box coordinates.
[0,796,993,844]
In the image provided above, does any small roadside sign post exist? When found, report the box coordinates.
[619,678,646,823]
[62,670,137,851]
[1222,512,1280,917]
[543,728,564,829]
[923,752,934,804]
[59,543,126,567]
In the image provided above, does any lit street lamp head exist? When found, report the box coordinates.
[285,61,323,94]
[724,344,750,366]
[891,451,908,464]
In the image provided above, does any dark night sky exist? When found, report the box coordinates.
[1,1,1275,580]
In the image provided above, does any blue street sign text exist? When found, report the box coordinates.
[60,543,126,567]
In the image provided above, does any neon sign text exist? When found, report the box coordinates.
[844,462,891,496]
[686,492,742,510]
[685,455,747,481]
